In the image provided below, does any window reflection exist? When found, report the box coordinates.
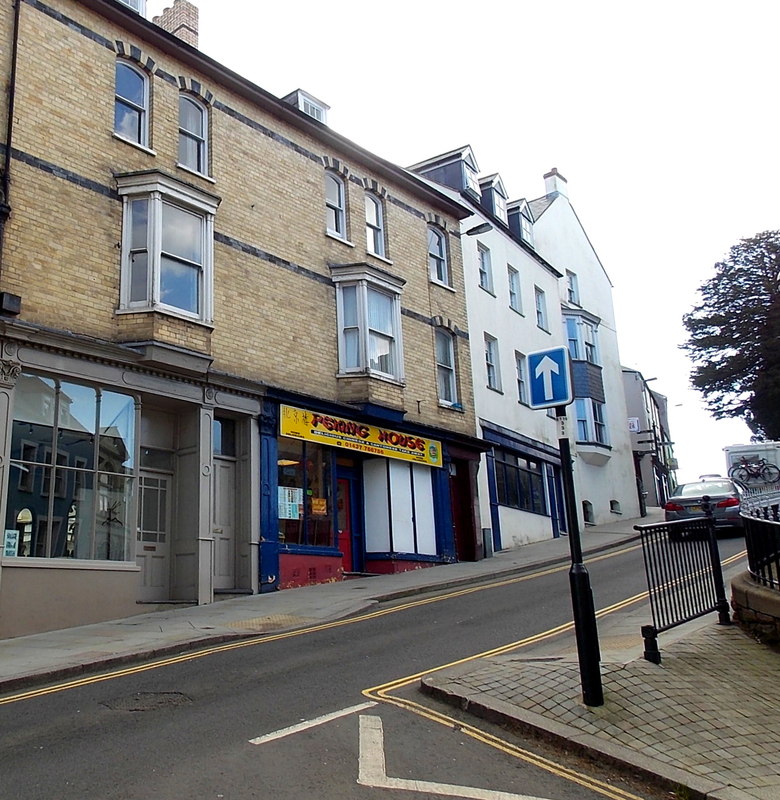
[277,439,334,548]
[5,373,136,561]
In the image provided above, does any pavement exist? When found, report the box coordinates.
[1,508,778,800]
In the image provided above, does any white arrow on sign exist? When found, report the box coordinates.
[534,355,560,401]
[358,715,554,800]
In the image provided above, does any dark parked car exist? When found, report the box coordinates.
[663,478,745,532]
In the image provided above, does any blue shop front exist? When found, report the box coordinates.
[257,400,483,590]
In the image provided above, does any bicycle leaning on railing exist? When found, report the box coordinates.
[727,456,780,484]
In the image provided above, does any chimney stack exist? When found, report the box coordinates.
[153,0,199,48]
[543,167,569,198]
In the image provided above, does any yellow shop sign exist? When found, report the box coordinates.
[280,405,443,468]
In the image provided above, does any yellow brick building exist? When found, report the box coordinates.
[0,0,484,637]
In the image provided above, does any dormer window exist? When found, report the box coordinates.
[118,0,145,12]
[281,89,330,124]
[508,200,535,248]
[464,164,481,197]
[480,175,508,224]
[520,215,534,246]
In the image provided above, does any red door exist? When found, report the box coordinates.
[337,478,352,573]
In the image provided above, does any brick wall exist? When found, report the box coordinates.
[0,0,476,439]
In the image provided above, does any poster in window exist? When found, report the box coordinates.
[3,529,19,557]
[311,497,327,516]
[278,487,303,520]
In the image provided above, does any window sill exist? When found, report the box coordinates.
[337,370,405,387]
[326,231,355,247]
[576,442,612,466]
[367,251,393,267]
[430,278,456,293]
[510,307,524,317]
[176,162,216,183]
[439,401,465,412]
[0,556,140,571]
[536,325,551,334]
[479,285,496,297]
[112,132,156,156]
[487,386,504,395]
[115,306,215,330]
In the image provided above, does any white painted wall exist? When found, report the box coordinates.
[531,191,641,526]
[459,210,564,548]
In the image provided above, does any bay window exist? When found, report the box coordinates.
[117,172,220,322]
[575,398,609,445]
[332,263,405,381]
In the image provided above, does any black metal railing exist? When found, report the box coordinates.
[742,496,780,590]
[634,508,730,663]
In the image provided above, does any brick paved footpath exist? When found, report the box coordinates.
[423,623,780,800]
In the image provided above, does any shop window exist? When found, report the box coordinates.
[493,448,547,515]
[5,373,136,561]
[277,439,334,548]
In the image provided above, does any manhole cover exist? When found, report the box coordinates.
[101,692,192,712]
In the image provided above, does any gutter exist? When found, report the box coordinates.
[78,0,472,221]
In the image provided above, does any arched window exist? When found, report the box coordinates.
[428,227,449,286]
[325,173,346,237]
[365,194,385,257]
[114,61,148,146]
[179,95,208,175]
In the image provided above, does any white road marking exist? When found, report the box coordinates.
[358,715,555,800]
[248,701,377,745]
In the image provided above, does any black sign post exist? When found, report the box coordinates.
[556,406,604,707]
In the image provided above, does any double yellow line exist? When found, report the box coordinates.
[0,546,747,800]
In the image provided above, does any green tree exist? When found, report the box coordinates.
[682,230,780,439]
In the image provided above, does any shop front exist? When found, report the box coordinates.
[258,401,480,590]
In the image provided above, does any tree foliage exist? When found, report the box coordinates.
[682,230,780,440]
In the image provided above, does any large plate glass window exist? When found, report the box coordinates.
[5,373,136,561]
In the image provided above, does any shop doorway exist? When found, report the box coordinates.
[450,458,477,561]
[213,457,237,589]
[136,471,172,601]
[336,466,363,574]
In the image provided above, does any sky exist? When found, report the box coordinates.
[147,0,778,483]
